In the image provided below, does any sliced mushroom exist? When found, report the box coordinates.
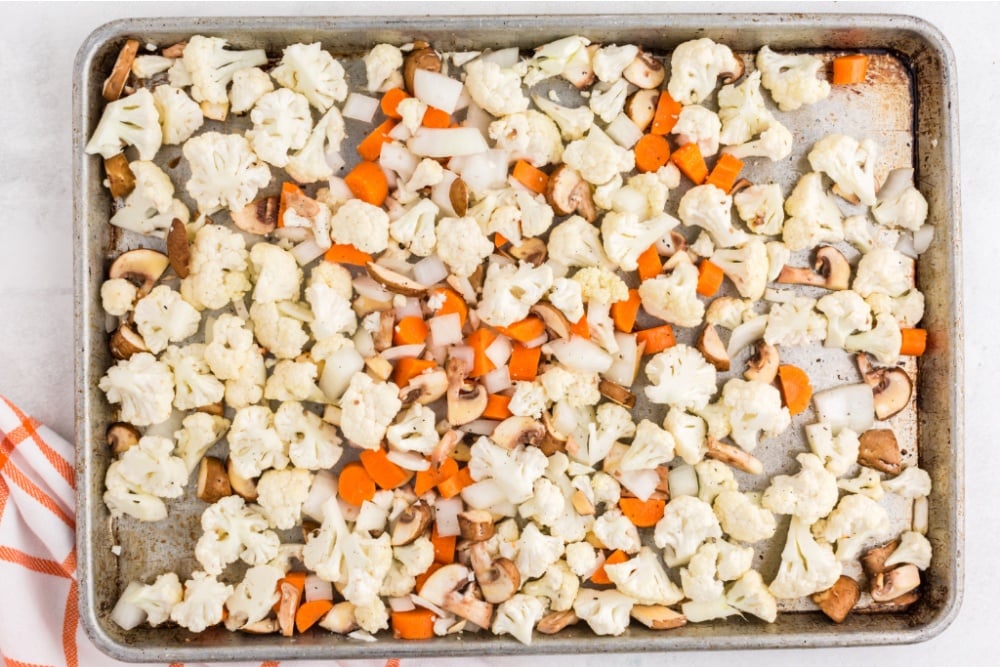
[366,262,429,297]
[352,295,393,318]
[197,456,232,503]
[104,154,136,199]
[539,411,569,456]
[630,604,687,630]
[545,164,596,222]
[446,359,488,426]
[705,436,763,475]
[509,237,547,266]
[856,590,920,613]
[458,509,495,542]
[277,580,301,637]
[729,178,753,196]
[200,100,229,122]
[227,459,258,502]
[561,43,597,89]
[240,618,279,634]
[490,416,546,449]
[811,575,860,623]
[102,38,140,102]
[449,178,470,217]
[831,183,861,206]
[431,429,462,465]
[856,354,913,420]
[599,379,636,409]
[744,342,779,384]
[166,218,191,279]
[391,502,433,546]
[108,248,170,296]
[536,609,580,634]
[365,355,394,381]
[442,583,494,629]
[623,50,665,89]
[697,324,731,371]
[571,490,596,516]
[231,196,279,235]
[530,302,572,340]
[418,562,472,607]
[655,465,671,497]
[719,57,746,85]
[109,323,148,360]
[373,310,396,352]
[302,519,320,543]
[399,368,449,405]
[624,89,659,132]
[106,422,140,454]
[403,45,442,94]
[161,41,187,58]
[320,601,357,634]
[468,542,520,604]
[870,564,920,602]
[776,246,850,290]
[196,401,225,418]
[858,429,903,474]
[861,539,901,579]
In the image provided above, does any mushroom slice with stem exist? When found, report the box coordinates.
[857,429,903,475]
[106,422,141,455]
[509,237,547,267]
[744,342,779,384]
[108,248,170,297]
[719,57,746,86]
[446,359,488,426]
[697,324,731,371]
[625,89,659,132]
[227,458,258,502]
[545,164,597,222]
[418,562,472,607]
[277,580,301,637]
[776,246,850,290]
[399,368,449,405]
[104,154,136,199]
[599,379,636,409]
[539,411,569,456]
[861,539,901,579]
[468,542,520,604]
[231,196,279,235]
[366,262,429,297]
[167,218,191,279]
[241,618,279,634]
[373,310,396,353]
[623,50,666,89]
[537,610,580,634]
[458,509,495,542]
[857,590,920,613]
[391,501,434,546]
[320,601,357,634]
[403,43,442,94]
[530,303,572,340]
[431,429,462,465]
[442,582,494,630]
[856,354,913,420]
[870,564,920,603]
[161,41,187,59]
[490,416,546,449]
[571,490,596,516]
[103,38,140,102]
[705,436,763,475]
[197,456,233,503]
[630,605,687,630]
[110,323,149,360]
[811,575,860,624]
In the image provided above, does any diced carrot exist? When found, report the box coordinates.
[414,561,443,591]
[393,316,430,346]
[705,153,745,194]
[777,364,813,416]
[696,259,725,297]
[380,88,410,119]
[590,549,629,585]
[295,599,334,633]
[421,106,451,128]
[494,231,509,248]
[344,160,389,207]
[634,133,672,173]
[511,159,549,195]
[431,525,457,564]
[569,316,590,339]
[498,317,546,343]
[672,142,708,185]
[636,244,663,282]
[415,457,459,496]
[392,357,437,389]
[611,289,641,333]
[337,462,376,506]
[432,287,469,328]
[832,54,870,85]
[324,243,373,266]
[277,181,305,228]
[392,608,437,640]
[437,466,474,500]
[899,328,928,357]
[483,394,513,420]
[508,343,542,381]
[635,324,676,355]
[619,496,666,528]
[650,91,682,135]
[360,447,413,490]
[467,328,498,378]
[357,118,397,161]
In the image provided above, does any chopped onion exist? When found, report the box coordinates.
[231,298,250,322]
[521,332,549,349]
[604,332,641,386]
[490,500,517,518]
[429,313,464,347]
[387,449,431,471]
[877,167,914,202]
[544,336,613,372]
[143,409,185,439]
[449,51,481,67]
[278,300,312,322]
[347,630,377,643]
[339,497,361,522]
[326,176,354,202]
[478,47,520,68]
[342,92,379,122]
[913,496,929,535]
[726,315,768,359]
[812,383,875,434]
[668,464,699,498]
[305,574,334,602]
[408,127,489,158]
[379,141,418,182]
[551,401,581,438]
[319,347,365,401]
[290,237,327,266]
[446,274,477,303]
[485,334,513,367]
[395,296,423,319]
[413,68,465,114]
[448,345,474,369]
[411,594,450,617]
[615,468,659,501]
[325,149,345,173]
[605,113,643,149]
[458,419,499,436]
[430,170,460,216]
[302,471,338,521]
[353,276,392,301]
[584,551,606,581]
[913,224,935,255]
[434,496,463,536]
[461,479,507,509]
[110,584,148,631]
[481,365,512,394]
[381,344,426,361]
[895,232,918,260]
[388,121,412,142]
[353,328,375,358]
[450,149,510,194]
[462,101,493,137]
[412,255,449,287]
[428,344,448,366]
[453,84,471,112]
[389,596,416,613]
[763,287,796,303]
[273,226,311,242]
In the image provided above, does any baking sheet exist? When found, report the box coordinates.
[73,14,963,662]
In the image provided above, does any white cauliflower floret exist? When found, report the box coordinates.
[389,198,438,257]
[227,405,288,480]
[183,132,271,214]
[762,452,839,524]
[667,38,741,105]
[678,184,747,249]
[769,515,841,599]
[713,490,777,544]
[264,359,325,403]
[520,35,592,86]
[180,224,251,310]
[286,106,347,184]
[843,214,879,253]
[782,172,845,251]
[223,564,283,630]
[844,304,902,365]
[689,232,715,259]
[664,408,708,465]
[397,96,428,133]
[519,477,566,527]
[589,79,630,124]
[816,290,873,349]
[113,573,183,629]
[565,542,600,578]
[705,296,753,330]
[724,116,794,162]
[591,473,621,508]
[249,301,309,359]
[162,344,225,412]
[764,296,828,347]
[99,352,174,426]
[364,43,403,92]
[766,241,791,281]
[852,247,915,298]
[593,508,641,555]
[522,560,579,613]
[547,278,586,324]
[464,59,529,117]
[256,468,314,530]
[654,495,723,567]
[562,127,635,186]
[613,173,673,220]
[757,45,830,111]
[103,459,168,521]
[274,401,343,470]
[681,542,724,602]
[720,378,791,452]
[808,134,879,207]
[593,44,639,82]
[714,539,754,581]
[195,495,281,575]
[638,261,705,328]
[492,594,546,646]
[891,289,925,328]
[249,242,302,303]
[489,110,563,167]
[339,372,402,450]
[584,403,636,465]
[514,522,564,580]
[726,570,777,623]
[695,460,738,505]
[514,189,555,238]
[133,285,201,354]
[644,344,717,411]
[672,104,722,156]
[805,423,860,477]
[470,436,548,505]
[329,199,390,254]
[838,467,885,500]
[385,403,438,455]
[435,215,494,277]
[711,238,769,300]
[110,160,190,238]
[734,183,784,236]
[718,71,772,146]
[394,537,435,577]
[478,261,554,327]
[203,314,265,408]
[601,211,673,272]
[131,55,173,78]
[271,42,347,111]
[620,419,675,471]
[245,88,312,168]
[170,571,233,633]
[173,411,229,474]
[531,94,595,141]
[882,466,933,498]
[509,381,550,419]
[85,88,162,160]
[354,598,390,634]
[167,56,193,87]
[872,173,929,231]
[884,531,933,570]
[573,589,634,637]
[813,494,890,562]
[183,35,267,106]
[101,278,138,317]
[305,262,356,340]
[114,435,187,502]
[152,85,204,145]
[604,546,683,606]
[548,216,614,270]
[229,67,274,114]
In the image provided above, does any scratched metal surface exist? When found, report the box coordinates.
[73,14,963,662]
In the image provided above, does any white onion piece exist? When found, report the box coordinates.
[583,551,606,581]
[428,344,449,366]
[326,176,354,202]
[389,596,417,613]
[615,468,660,501]
[430,170,460,217]
[462,101,493,138]
[339,497,361,522]
[273,226,311,243]
[408,127,489,158]
[353,328,375,358]
[458,419,499,436]
[290,238,327,266]
[450,149,510,194]
[913,496,929,535]
[605,113,644,149]
[412,255,449,287]
[453,84,471,112]
[411,594,450,617]
[485,334,513,367]
[481,365,512,394]
[231,298,250,322]
[478,47,520,68]
[877,167,914,202]
[895,232,918,260]
[551,402,581,438]
[490,500,517,518]
[913,224,935,255]
[449,51,481,67]
[429,313,464,347]
[395,296,423,320]
[726,315,768,359]
[353,276,393,301]
[763,287,796,303]
[603,332,642,386]
[388,121,412,142]
[342,92,379,122]
[668,464,699,498]
[461,479,507,510]
[110,584,148,630]
[812,383,875,434]
[448,345,474,369]
[380,141,419,182]
[413,68,465,114]
[304,574,334,602]
[387,449,431,471]
[302,471,338,521]
[434,496,464,537]
[319,347,365,401]
[544,336,613,372]
[325,149,346,173]
[381,344,426,362]
[348,630,376,643]
[446,274,477,303]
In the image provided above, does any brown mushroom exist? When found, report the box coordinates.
[108,248,170,297]
[399,368,449,405]
[418,563,471,606]
[490,416,546,449]
[431,429,462,465]
[536,609,580,634]
[161,41,187,58]
[697,324,731,371]
[856,354,913,420]
[109,323,148,360]
[630,605,687,630]
[106,422,140,455]
[365,355,394,382]
[861,539,901,579]
[530,302,572,340]
[624,89,659,132]
[104,154,136,199]
[729,178,753,196]
[166,218,191,279]
[469,542,520,604]
[776,246,850,290]
[277,580,301,637]
[719,57,746,85]
[240,618,279,634]
[449,177,470,217]
[623,50,665,89]
[197,456,232,503]
[599,379,636,409]
[366,262,429,297]
[391,502,434,546]
[539,412,569,456]
[858,429,903,474]
[302,519,320,543]
[509,237,547,267]
[561,44,597,89]
[231,196,279,235]
[458,509,495,542]
[102,39,140,102]
[419,563,494,627]
[227,459,258,502]
[870,564,920,602]
[320,601,357,634]
[442,583,494,630]
[811,575,860,623]
[705,436,763,475]
[403,45,442,94]
[571,490,596,516]
[545,164,596,222]
[831,183,861,206]
[373,310,396,353]
[856,590,920,613]
[446,359,488,425]
[744,342,779,384]
[197,401,225,418]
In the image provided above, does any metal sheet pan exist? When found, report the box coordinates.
[73,13,963,662]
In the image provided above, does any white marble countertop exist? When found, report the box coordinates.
[1,1,993,664]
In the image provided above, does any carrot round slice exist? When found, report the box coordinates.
[777,364,813,416]
[337,462,376,506]
[634,134,672,173]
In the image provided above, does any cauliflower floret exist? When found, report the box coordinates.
[103,458,168,521]
[203,314,265,408]
[519,477,567,527]
[562,127,635,186]
[388,198,438,257]
[813,494,890,562]
[589,79,630,124]
[689,231,715,259]
[593,508,641,555]
[245,88,312,168]
[714,490,777,544]
[726,570,777,623]
[162,344,225,411]
[782,172,845,251]
[99,352,174,426]
[764,296,828,347]
[131,55,174,78]
[463,59,529,117]
[761,452,839,524]
[152,85,204,145]
[531,94,595,141]
[695,459,738,505]
[354,598,390,634]
[364,43,403,92]
[385,403,438,456]
[229,67,274,114]
[808,134,879,207]
[329,199,390,254]
[872,172,929,231]
[228,405,289,480]
[756,45,831,112]
[705,296,753,330]
[882,466,932,498]
[715,538,754,581]
[547,278,586,324]
[183,132,271,214]
[470,436,548,505]
[173,411,229,474]
[612,172,674,220]
[884,531,933,570]
[664,408,707,465]
[638,261,705,328]
[890,289,925,328]
[273,401,343,470]
[478,261,554,327]
[265,359,325,403]
[110,159,190,238]
[644,344,717,411]
[522,560,579,613]
[114,435,187,503]
[725,121,794,163]
[133,285,201,354]
[256,468,314,530]
[667,38,741,105]
[844,304,902,365]
[271,42,347,111]
[601,211,674,272]
[509,381,550,419]
[304,262,356,340]
[101,278,138,317]
[852,247,915,298]
[394,537,435,577]
[286,106,347,184]
[339,372,402,450]
[734,183,784,237]
[514,522,564,581]
[183,35,267,106]
[654,495,723,567]
[718,71,773,146]
[573,589,634,636]
[180,224,251,310]
[113,573,183,629]
[604,546,683,606]
[816,290,873,349]
[672,104,722,156]
[519,35,592,86]
[681,542,724,602]
[769,515,842,599]
[489,110,563,167]
[249,242,302,303]
[838,467,886,500]
[223,564,283,630]
[491,594,546,646]
[710,238,769,300]
[195,495,281,575]
[805,423,860,477]
[514,189,555,239]
[170,571,233,633]
[249,301,309,359]
[619,419,675,472]
[581,403,635,466]
[720,378,791,452]
[678,184,747,249]
[843,214,879,253]
[84,88,162,160]
[592,44,640,82]
[565,541,600,578]
[548,216,614,270]
[434,215,494,277]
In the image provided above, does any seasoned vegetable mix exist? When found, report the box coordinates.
[90,34,933,642]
